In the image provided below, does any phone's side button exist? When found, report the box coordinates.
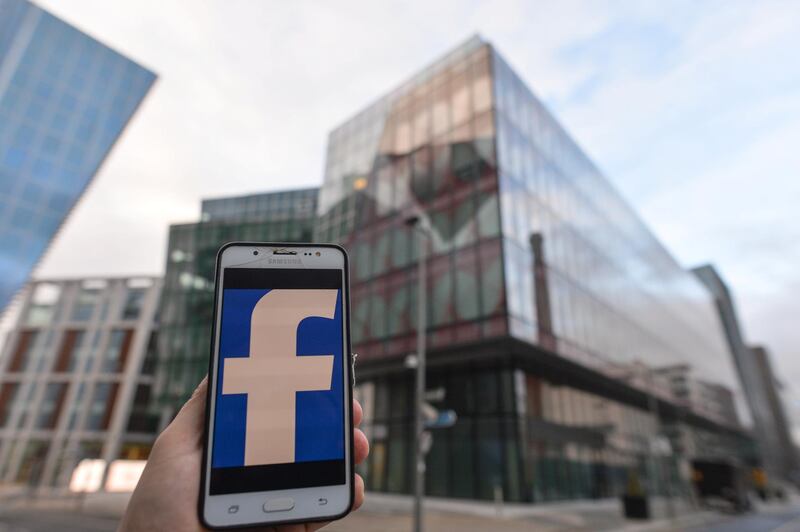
[263,498,295,513]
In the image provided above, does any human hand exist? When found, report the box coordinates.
[119,377,369,531]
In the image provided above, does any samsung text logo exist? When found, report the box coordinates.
[268,257,302,265]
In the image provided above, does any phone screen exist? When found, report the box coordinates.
[210,267,346,495]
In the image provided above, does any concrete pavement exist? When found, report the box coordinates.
[2,486,798,531]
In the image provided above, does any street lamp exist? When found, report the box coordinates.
[405,212,429,532]
[640,365,675,519]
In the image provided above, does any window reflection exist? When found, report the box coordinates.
[314,36,746,504]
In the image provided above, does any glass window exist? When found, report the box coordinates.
[447,368,476,415]
[15,382,38,429]
[476,192,500,239]
[351,291,370,345]
[121,288,145,320]
[431,142,451,195]
[476,418,502,500]
[85,382,118,430]
[67,382,86,430]
[431,83,450,138]
[372,231,391,277]
[53,330,84,372]
[24,283,61,326]
[386,422,408,493]
[71,288,100,321]
[472,56,492,115]
[425,429,449,496]
[373,380,390,421]
[367,440,387,492]
[390,225,411,269]
[452,192,477,249]
[476,370,499,414]
[454,249,480,322]
[368,289,387,341]
[481,247,505,318]
[102,329,131,373]
[410,146,433,202]
[14,440,49,484]
[34,383,68,429]
[430,261,453,328]
[6,330,38,372]
[451,418,475,498]
[354,241,371,282]
[450,70,471,127]
[0,383,20,427]
[411,97,430,149]
[388,378,410,421]
[386,276,409,337]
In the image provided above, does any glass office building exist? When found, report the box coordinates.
[153,188,317,425]
[0,276,161,489]
[0,0,156,312]
[318,36,751,502]
[693,265,799,482]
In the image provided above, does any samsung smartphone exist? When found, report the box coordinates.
[199,242,354,529]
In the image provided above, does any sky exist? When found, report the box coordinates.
[31,0,800,432]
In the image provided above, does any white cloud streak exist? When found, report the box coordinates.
[31,0,800,430]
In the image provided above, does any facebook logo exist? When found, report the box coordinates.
[212,288,345,468]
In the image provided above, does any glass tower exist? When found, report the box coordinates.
[318,36,751,502]
[153,188,318,424]
[693,264,798,481]
[0,0,156,312]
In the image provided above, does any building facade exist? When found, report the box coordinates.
[692,264,798,481]
[0,276,161,488]
[749,346,799,483]
[153,188,318,425]
[655,364,740,429]
[0,0,156,312]
[317,36,750,502]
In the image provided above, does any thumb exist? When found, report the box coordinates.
[160,376,208,446]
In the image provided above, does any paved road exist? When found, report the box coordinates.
[0,508,554,532]
[0,509,119,532]
[2,505,800,532]
[686,507,800,532]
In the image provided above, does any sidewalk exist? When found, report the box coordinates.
[0,485,725,531]
[324,492,721,531]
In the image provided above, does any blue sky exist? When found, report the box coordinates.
[32,0,800,432]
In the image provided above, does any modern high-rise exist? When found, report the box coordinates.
[0,276,161,488]
[317,36,750,502]
[0,0,156,312]
[153,188,318,426]
[692,264,798,482]
[749,345,799,483]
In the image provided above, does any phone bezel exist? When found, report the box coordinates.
[198,242,355,529]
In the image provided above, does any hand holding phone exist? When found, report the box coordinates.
[200,243,357,528]
[119,243,367,531]
[118,377,368,531]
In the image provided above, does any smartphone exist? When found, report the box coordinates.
[199,242,354,529]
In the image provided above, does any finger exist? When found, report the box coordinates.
[354,428,369,465]
[190,375,209,400]
[274,524,302,532]
[353,473,365,511]
[296,475,366,532]
[161,376,208,440]
[353,398,363,427]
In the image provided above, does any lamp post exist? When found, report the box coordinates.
[405,213,428,532]
[642,366,674,519]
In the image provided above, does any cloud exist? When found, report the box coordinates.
[32,0,615,277]
[30,0,800,433]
